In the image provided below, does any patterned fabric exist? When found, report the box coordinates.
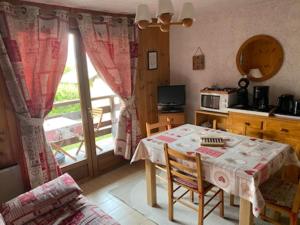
[174,177,212,190]
[26,196,120,225]
[131,124,300,217]
[1,173,82,225]
[0,174,119,225]
[260,177,298,208]
[44,117,83,143]
[0,2,69,187]
[76,14,141,160]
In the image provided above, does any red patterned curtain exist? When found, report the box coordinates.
[77,14,141,159]
[0,2,69,188]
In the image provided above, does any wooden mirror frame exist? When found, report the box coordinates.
[236,35,284,82]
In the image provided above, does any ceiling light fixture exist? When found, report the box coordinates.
[135,0,195,32]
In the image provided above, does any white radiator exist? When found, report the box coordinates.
[0,164,24,203]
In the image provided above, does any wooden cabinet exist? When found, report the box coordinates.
[0,73,20,169]
[228,113,266,138]
[195,110,228,130]
[228,112,300,183]
[264,118,300,157]
[158,112,185,127]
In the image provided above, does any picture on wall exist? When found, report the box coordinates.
[147,51,158,70]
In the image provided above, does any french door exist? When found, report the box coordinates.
[45,30,120,180]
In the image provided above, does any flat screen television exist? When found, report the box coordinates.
[158,85,185,111]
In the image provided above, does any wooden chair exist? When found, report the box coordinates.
[145,121,171,183]
[76,108,104,155]
[164,144,224,225]
[146,121,171,137]
[260,167,300,225]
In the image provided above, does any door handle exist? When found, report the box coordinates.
[245,122,251,126]
[280,128,289,133]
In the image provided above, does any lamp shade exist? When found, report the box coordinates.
[158,0,174,16]
[135,4,152,24]
[179,2,195,21]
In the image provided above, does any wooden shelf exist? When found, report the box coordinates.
[195,110,228,118]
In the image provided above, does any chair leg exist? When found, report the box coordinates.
[290,213,297,225]
[219,190,224,218]
[198,195,204,225]
[168,182,174,221]
[76,141,84,155]
[190,190,194,203]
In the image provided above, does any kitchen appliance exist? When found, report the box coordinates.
[253,86,269,111]
[200,87,237,113]
[277,94,294,115]
[236,77,250,107]
[294,100,300,116]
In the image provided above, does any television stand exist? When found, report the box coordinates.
[159,106,184,113]
[158,111,185,128]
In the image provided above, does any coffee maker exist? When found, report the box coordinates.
[236,77,250,107]
[253,86,269,111]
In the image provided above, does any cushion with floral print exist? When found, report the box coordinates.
[25,196,120,225]
[0,173,82,225]
[260,176,298,208]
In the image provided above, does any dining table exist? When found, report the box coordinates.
[131,124,299,225]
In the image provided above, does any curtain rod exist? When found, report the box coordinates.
[0,0,135,18]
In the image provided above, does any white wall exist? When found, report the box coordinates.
[170,0,300,122]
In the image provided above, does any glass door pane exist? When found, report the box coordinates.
[86,55,120,156]
[44,33,88,167]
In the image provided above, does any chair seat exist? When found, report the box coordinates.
[260,177,298,209]
[174,177,212,191]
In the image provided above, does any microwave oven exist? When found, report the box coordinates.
[200,89,237,113]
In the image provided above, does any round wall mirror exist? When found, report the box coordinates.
[236,35,284,82]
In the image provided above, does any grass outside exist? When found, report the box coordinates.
[60,133,113,152]
[49,83,81,117]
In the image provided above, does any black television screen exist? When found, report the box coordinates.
[158,85,185,106]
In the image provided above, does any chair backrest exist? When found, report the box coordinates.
[90,108,103,129]
[164,144,204,192]
[288,165,300,213]
[146,121,170,137]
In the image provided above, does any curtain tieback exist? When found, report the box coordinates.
[17,114,44,126]
[121,96,136,116]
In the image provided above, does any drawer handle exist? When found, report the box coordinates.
[245,122,251,126]
[280,128,289,133]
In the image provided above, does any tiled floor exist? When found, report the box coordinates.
[80,162,156,225]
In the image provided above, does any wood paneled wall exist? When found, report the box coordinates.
[136,27,170,137]
[0,72,20,169]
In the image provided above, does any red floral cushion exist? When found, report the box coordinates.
[26,196,120,225]
[0,173,82,225]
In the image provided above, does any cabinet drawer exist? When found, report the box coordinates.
[229,113,265,130]
[159,113,185,126]
[265,119,300,139]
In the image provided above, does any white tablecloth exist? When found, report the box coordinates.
[131,124,299,217]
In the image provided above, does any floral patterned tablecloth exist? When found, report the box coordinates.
[44,117,83,143]
[131,124,299,217]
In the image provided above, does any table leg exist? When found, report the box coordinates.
[145,159,157,206]
[239,198,253,225]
